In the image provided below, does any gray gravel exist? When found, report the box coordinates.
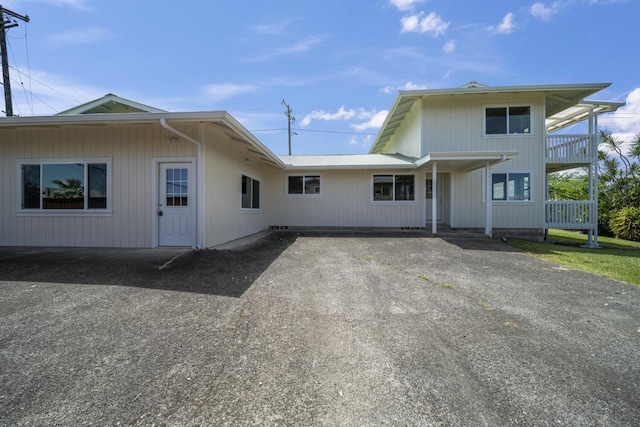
[1,231,639,426]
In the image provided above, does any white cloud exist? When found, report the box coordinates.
[8,69,106,115]
[400,12,449,37]
[300,106,356,127]
[300,106,388,132]
[530,2,559,20]
[47,28,113,45]
[403,81,428,91]
[251,21,293,35]
[382,81,428,94]
[245,35,326,62]
[205,83,257,102]
[353,110,389,132]
[605,88,640,142]
[389,0,423,11]
[443,39,456,53]
[489,12,516,34]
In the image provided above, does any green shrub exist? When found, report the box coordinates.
[609,207,640,242]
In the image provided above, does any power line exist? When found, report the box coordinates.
[251,127,377,136]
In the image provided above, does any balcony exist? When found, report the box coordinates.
[546,134,595,172]
[545,200,596,230]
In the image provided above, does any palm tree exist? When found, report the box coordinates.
[52,178,84,199]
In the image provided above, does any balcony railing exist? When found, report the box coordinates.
[545,200,596,230]
[546,134,595,163]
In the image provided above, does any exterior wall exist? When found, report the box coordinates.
[421,93,547,230]
[0,124,197,247]
[386,102,421,158]
[200,124,271,247]
[266,169,424,227]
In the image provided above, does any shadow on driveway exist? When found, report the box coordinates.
[0,232,297,298]
[0,230,517,298]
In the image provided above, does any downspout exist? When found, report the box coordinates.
[160,118,204,249]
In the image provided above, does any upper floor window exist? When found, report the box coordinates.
[287,175,321,197]
[20,160,109,211]
[241,175,260,209]
[485,106,531,135]
[372,174,415,202]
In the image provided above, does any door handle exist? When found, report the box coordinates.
[158,210,163,217]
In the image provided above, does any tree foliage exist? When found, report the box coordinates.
[598,131,640,239]
[609,207,640,242]
[548,131,640,241]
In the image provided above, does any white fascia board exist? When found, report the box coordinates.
[0,111,287,169]
[0,111,228,127]
[284,163,417,171]
[415,151,519,167]
[399,82,611,98]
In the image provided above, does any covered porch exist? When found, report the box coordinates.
[543,100,624,247]
[416,151,518,237]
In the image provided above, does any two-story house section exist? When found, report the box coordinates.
[0,83,623,248]
[368,82,623,244]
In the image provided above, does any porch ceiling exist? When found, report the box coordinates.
[416,151,518,172]
[546,100,625,133]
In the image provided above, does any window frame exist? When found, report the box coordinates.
[490,171,533,203]
[483,104,533,136]
[371,173,417,204]
[285,174,323,198]
[17,158,112,215]
[240,173,261,211]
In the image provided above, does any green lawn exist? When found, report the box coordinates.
[508,229,640,286]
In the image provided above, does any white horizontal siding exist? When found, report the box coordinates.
[267,169,424,227]
[201,125,271,247]
[1,124,196,247]
[387,102,421,158]
[423,93,546,230]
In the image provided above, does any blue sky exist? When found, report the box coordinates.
[2,0,639,155]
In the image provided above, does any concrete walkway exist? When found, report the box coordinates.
[1,232,639,426]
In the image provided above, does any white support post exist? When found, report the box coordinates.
[432,162,438,234]
[485,161,492,237]
[583,109,600,248]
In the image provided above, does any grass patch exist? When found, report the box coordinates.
[508,229,640,286]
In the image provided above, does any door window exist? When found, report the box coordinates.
[166,168,188,206]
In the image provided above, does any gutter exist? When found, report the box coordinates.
[159,118,204,249]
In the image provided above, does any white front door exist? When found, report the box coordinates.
[158,162,196,247]
[426,176,443,222]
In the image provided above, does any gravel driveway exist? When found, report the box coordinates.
[1,231,639,426]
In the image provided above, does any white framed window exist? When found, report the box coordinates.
[372,174,416,202]
[241,174,260,209]
[286,174,322,197]
[18,159,111,212]
[484,105,531,135]
[492,172,531,201]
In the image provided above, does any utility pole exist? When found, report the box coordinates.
[281,99,296,155]
[0,5,29,117]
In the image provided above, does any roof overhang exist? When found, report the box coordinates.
[416,151,519,172]
[279,153,417,170]
[57,93,167,114]
[370,83,613,154]
[0,111,286,168]
[546,100,625,133]
[279,151,517,172]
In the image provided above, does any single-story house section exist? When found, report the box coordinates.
[0,83,624,248]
